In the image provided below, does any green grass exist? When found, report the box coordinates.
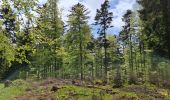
[166,96,170,100]
[114,92,139,100]
[0,84,4,90]
[0,79,29,100]
[55,85,113,100]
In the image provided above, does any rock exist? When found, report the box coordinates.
[51,86,59,92]
[4,80,12,87]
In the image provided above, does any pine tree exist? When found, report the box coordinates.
[137,0,170,57]
[66,3,91,80]
[121,10,139,84]
[94,0,113,80]
[34,0,64,78]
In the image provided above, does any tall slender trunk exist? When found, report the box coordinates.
[80,38,83,80]
[103,19,107,81]
[78,17,83,80]
[129,34,133,72]
[101,56,103,78]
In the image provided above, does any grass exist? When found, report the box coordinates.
[0,80,113,100]
[0,79,168,100]
[166,96,170,100]
[55,85,113,100]
[0,79,29,100]
[117,92,139,99]
[0,84,4,89]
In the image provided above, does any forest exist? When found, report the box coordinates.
[0,0,170,100]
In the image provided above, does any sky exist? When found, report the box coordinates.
[39,0,137,35]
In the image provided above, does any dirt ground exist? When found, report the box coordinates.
[14,78,168,100]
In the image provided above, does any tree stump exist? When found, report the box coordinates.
[4,80,12,88]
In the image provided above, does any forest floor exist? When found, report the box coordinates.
[0,78,170,100]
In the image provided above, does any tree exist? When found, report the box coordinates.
[94,0,113,80]
[0,21,15,79]
[138,0,170,87]
[0,0,37,79]
[120,10,140,84]
[66,3,91,80]
[0,0,16,42]
[33,0,64,78]
[13,0,38,68]
[137,0,170,58]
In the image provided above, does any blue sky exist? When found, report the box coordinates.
[39,0,136,35]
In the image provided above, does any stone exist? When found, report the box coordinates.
[51,86,59,92]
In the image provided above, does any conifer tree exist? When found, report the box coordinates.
[66,3,91,80]
[94,0,113,80]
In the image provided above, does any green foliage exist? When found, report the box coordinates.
[138,0,170,57]
[0,30,15,78]
[94,0,113,79]
[65,3,92,79]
